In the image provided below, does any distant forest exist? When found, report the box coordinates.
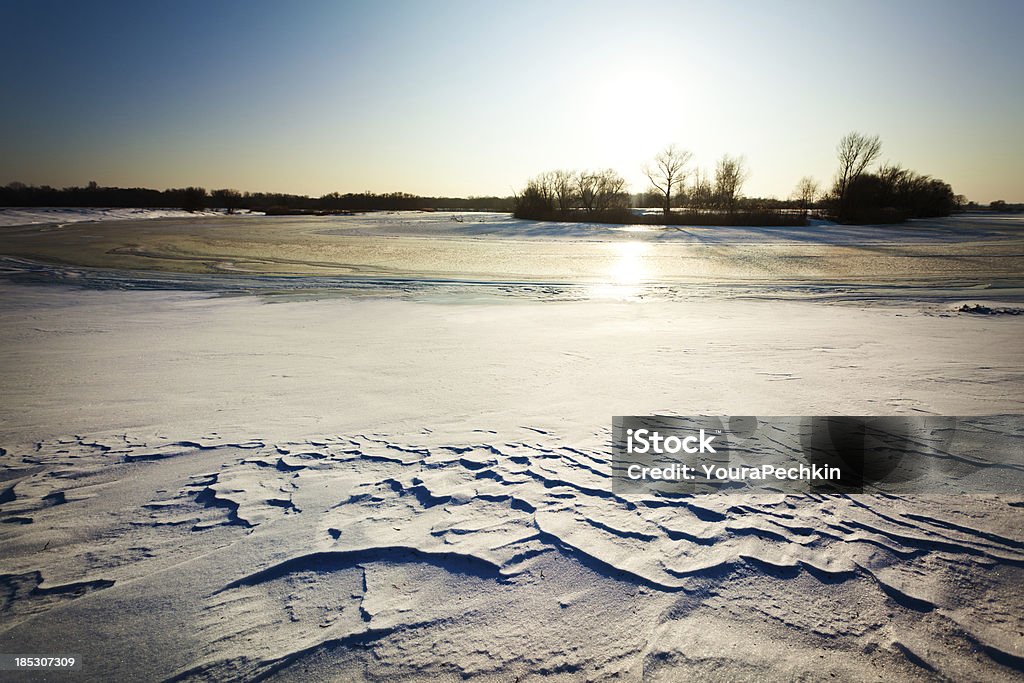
[0,183,515,214]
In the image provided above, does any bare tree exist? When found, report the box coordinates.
[713,155,747,213]
[577,169,628,215]
[593,169,628,212]
[551,169,577,212]
[533,172,559,212]
[644,144,692,217]
[835,131,881,213]
[576,172,598,214]
[877,163,908,188]
[512,172,556,218]
[792,176,819,211]
[689,169,713,211]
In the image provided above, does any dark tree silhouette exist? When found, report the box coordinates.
[792,176,819,211]
[644,145,692,217]
[836,163,955,222]
[835,132,881,217]
[551,170,577,212]
[713,155,747,213]
[689,169,713,211]
[0,183,515,213]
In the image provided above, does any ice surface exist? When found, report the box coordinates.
[0,206,261,227]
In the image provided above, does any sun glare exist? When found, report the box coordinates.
[589,241,650,299]
[580,66,680,162]
[609,241,648,285]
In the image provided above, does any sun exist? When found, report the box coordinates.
[578,65,684,176]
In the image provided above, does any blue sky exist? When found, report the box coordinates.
[2,0,1022,201]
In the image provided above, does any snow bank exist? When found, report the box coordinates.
[0,207,261,228]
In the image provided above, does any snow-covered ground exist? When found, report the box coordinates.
[1,211,1023,681]
[0,206,261,227]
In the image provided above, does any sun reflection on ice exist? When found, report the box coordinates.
[589,241,651,300]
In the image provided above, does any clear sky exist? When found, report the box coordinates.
[2,0,1022,202]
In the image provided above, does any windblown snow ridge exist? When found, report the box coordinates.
[2,431,1023,680]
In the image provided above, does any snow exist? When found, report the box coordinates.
[313,209,1024,244]
[1,211,1023,680]
[0,206,261,227]
[0,285,1020,445]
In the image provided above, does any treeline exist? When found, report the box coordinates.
[513,149,802,226]
[515,169,633,223]
[2,133,991,225]
[835,164,957,223]
[986,200,1024,212]
[827,132,956,223]
[0,181,515,213]
[514,132,963,225]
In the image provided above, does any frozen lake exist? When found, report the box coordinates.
[1,209,1024,306]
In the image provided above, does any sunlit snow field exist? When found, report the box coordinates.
[1,209,1023,681]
